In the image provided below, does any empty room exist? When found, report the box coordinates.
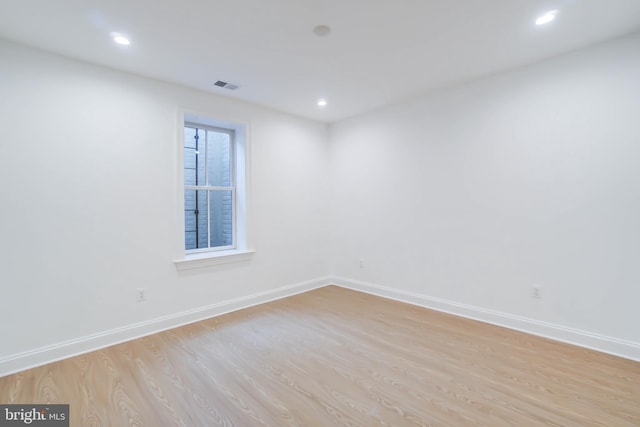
[1,0,639,425]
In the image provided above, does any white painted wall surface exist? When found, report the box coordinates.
[329,33,640,344]
[0,40,330,362]
[2,32,640,372]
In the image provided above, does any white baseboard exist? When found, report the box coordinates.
[0,277,331,377]
[330,276,640,362]
[3,275,637,377]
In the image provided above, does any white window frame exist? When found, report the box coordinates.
[183,123,236,253]
[174,111,253,270]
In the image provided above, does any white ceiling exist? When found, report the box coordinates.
[1,0,640,123]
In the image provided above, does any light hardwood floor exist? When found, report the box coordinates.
[1,286,639,426]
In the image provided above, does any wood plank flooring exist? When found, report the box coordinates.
[1,285,639,426]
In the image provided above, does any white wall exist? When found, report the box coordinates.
[0,40,330,368]
[2,31,639,373]
[329,33,640,347]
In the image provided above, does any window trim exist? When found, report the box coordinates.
[174,249,255,271]
[174,110,252,270]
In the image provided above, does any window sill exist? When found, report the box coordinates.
[173,249,255,271]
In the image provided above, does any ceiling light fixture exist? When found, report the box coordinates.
[317,98,328,108]
[313,25,331,37]
[111,33,131,45]
[536,10,558,26]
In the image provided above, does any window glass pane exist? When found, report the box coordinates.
[207,131,231,187]
[184,128,197,186]
[184,190,197,250]
[209,190,233,248]
[197,129,205,186]
[184,190,210,250]
[184,127,206,186]
[184,127,196,148]
[197,190,209,249]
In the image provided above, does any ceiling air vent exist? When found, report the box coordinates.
[214,80,239,90]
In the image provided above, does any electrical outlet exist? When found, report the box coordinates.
[531,285,541,299]
[359,259,365,269]
[137,288,146,302]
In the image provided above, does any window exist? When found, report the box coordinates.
[184,124,235,251]
[180,113,249,261]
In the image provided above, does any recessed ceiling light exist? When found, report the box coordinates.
[536,10,558,26]
[313,25,331,37]
[317,98,328,108]
[111,33,131,45]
